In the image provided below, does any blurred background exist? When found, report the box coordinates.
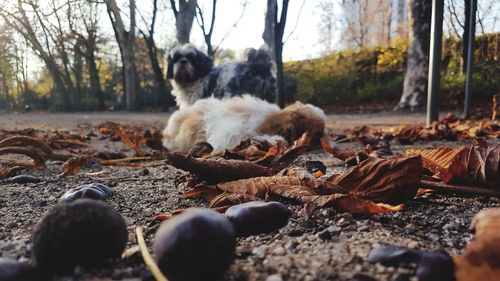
[0,0,498,112]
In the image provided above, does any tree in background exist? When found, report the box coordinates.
[316,0,337,54]
[69,1,106,110]
[139,0,175,110]
[263,0,289,108]
[0,26,15,108]
[169,0,197,44]
[395,0,431,111]
[0,0,76,110]
[105,0,141,110]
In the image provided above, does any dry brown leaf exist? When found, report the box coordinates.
[166,145,309,184]
[454,208,500,281]
[407,141,500,186]
[205,156,421,214]
[166,153,269,183]
[326,156,423,204]
[320,137,357,160]
[61,156,92,176]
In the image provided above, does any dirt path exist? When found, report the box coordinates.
[0,110,435,131]
[1,111,496,281]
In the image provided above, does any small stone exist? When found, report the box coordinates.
[327,226,342,235]
[358,225,369,232]
[266,274,283,281]
[317,228,332,240]
[140,169,149,176]
[272,246,286,256]
[252,245,267,259]
[404,225,415,235]
[407,241,419,249]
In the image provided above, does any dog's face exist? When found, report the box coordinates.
[166,44,213,85]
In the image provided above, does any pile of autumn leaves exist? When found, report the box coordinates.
[168,115,499,215]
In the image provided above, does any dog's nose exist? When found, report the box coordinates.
[179,58,189,65]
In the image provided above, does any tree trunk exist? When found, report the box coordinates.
[105,0,141,110]
[143,34,175,110]
[395,0,432,111]
[86,48,105,110]
[263,0,289,108]
[462,0,471,74]
[175,0,197,44]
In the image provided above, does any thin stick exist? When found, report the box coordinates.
[421,180,500,197]
[135,227,168,281]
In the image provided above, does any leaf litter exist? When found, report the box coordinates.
[1,114,500,281]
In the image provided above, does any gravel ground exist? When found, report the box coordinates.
[1,112,499,281]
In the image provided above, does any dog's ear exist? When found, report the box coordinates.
[166,54,174,79]
[194,50,213,78]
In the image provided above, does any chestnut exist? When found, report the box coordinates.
[31,199,128,273]
[153,208,236,281]
[58,183,110,203]
[225,201,291,236]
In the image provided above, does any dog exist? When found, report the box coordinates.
[166,44,276,109]
[163,95,326,153]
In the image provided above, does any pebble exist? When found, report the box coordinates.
[317,228,333,240]
[358,225,369,232]
[253,245,267,259]
[403,225,415,235]
[266,274,284,281]
[407,241,419,249]
[272,246,286,256]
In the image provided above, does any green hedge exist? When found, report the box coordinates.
[285,33,500,109]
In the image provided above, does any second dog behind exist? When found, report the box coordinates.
[163,95,326,153]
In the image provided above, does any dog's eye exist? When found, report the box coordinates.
[185,54,194,61]
[173,54,182,61]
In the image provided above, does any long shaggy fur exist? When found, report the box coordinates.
[163,95,326,153]
[167,44,276,109]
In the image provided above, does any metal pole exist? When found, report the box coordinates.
[426,0,444,127]
[463,0,477,119]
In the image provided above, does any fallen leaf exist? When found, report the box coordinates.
[62,156,92,176]
[407,141,500,186]
[199,156,422,214]
[166,145,309,184]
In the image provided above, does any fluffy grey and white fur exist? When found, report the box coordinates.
[167,44,276,109]
[163,95,326,153]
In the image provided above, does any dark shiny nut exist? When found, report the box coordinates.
[368,246,455,281]
[32,199,128,273]
[58,183,110,203]
[225,201,292,236]
[153,208,236,281]
[9,175,41,184]
[0,258,41,281]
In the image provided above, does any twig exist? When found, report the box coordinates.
[135,227,168,281]
[421,180,500,198]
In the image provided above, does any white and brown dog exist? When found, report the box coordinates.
[163,95,326,153]
[166,44,276,109]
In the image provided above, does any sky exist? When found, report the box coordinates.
[132,0,342,62]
